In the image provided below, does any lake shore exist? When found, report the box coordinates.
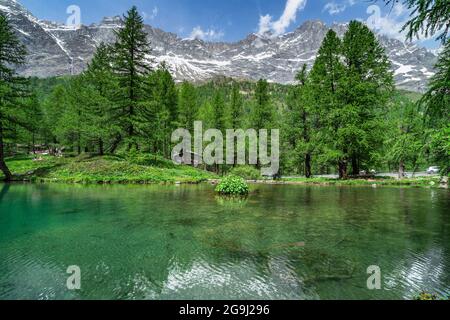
[209,177,448,189]
[2,155,447,189]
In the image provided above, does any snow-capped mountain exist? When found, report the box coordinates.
[0,0,438,92]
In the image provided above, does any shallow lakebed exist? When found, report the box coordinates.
[0,183,449,300]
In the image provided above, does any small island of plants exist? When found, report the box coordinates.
[215,175,250,196]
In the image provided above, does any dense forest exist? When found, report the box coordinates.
[0,3,449,182]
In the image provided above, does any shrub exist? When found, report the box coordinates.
[215,175,249,196]
[230,166,261,180]
[415,292,440,300]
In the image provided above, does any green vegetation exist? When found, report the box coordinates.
[0,6,448,185]
[281,176,442,188]
[415,292,449,301]
[382,0,449,43]
[2,155,215,184]
[229,166,261,180]
[215,175,250,195]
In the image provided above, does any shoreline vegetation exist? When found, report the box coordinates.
[1,155,447,189]
[0,5,448,189]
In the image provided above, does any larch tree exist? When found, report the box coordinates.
[230,82,243,129]
[309,30,347,178]
[111,6,152,150]
[340,21,394,175]
[252,79,274,131]
[420,40,450,174]
[0,14,28,181]
[178,81,199,132]
[83,43,119,155]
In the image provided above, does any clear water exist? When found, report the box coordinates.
[0,183,449,300]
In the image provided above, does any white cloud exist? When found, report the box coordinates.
[323,0,356,16]
[257,0,307,36]
[366,4,407,41]
[142,7,158,21]
[366,3,439,43]
[188,26,224,41]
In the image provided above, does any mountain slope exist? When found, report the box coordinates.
[0,0,437,92]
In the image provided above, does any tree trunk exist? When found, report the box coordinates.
[109,134,122,154]
[99,138,104,156]
[351,156,359,176]
[302,110,311,178]
[0,122,13,182]
[398,160,405,180]
[338,159,348,180]
[32,133,36,154]
[305,153,312,178]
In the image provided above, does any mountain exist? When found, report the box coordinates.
[0,0,438,92]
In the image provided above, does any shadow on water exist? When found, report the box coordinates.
[0,183,10,202]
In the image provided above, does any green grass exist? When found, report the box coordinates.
[280,176,443,188]
[2,154,217,184]
[1,155,444,188]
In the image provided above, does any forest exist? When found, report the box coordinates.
[0,4,449,182]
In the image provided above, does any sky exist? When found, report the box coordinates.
[19,0,441,49]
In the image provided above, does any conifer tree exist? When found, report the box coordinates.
[309,30,347,178]
[211,90,226,132]
[111,6,152,150]
[178,81,199,132]
[145,63,178,156]
[294,65,315,178]
[420,40,450,173]
[252,79,274,131]
[0,14,28,181]
[340,21,394,175]
[230,82,243,129]
[83,43,119,155]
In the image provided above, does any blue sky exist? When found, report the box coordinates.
[19,0,440,48]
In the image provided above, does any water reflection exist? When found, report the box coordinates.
[0,183,449,300]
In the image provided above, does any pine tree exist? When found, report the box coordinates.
[340,21,394,175]
[310,23,393,178]
[252,79,274,131]
[294,65,314,178]
[43,84,68,149]
[111,6,152,150]
[55,78,85,154]
[211,90,226,131]
[83,43,119,155]
[230,82,243,129]
[178,81,199,132]
[0,14,28,181]
[309,30,347,178]
[386,95,424,178]
[141,63,178,156]
[420,40,450,173]
[25,92,43,154]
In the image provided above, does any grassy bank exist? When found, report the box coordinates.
[2,155,216,184]
[279,176,445,188]
[1,155,446,188]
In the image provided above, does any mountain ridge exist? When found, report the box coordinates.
[0,0,437,92]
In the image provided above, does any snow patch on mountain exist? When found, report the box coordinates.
[0,0,438,92]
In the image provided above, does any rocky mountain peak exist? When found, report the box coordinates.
[0,0,438,92]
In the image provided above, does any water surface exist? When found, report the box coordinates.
[0,183,449,300]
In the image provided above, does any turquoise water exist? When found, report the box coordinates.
[0,183,449,300]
